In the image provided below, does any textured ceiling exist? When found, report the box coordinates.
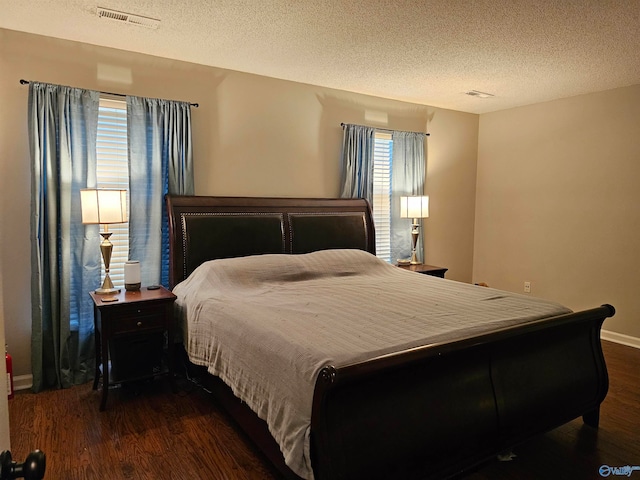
[2,0,639,114]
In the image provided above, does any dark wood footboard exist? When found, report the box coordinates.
[310,304,614,480]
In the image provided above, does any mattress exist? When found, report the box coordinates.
[173,249,571,479]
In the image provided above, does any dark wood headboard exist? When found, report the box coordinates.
[166,195,376,288]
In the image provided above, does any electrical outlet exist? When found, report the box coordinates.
[524,281,531,293]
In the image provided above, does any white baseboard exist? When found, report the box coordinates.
[13,374,32,392]
[601,329,640,349]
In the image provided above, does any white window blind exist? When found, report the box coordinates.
[97,97,129,287]
[372,132,393,262]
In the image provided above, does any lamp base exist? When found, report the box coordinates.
[410,220,420,264]
[94,287,120,295]
[94,272,119,295]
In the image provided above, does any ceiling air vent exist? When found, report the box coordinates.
[464,90,494,99]
[96,7,160,29]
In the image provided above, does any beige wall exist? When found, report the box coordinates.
[0,27,478,380]
[426,110,478,281]
[475,84,640,340]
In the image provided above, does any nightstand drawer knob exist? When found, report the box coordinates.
[137,321,143,327]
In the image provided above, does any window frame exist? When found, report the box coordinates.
[96,96,129,287]
[372,131,393,262]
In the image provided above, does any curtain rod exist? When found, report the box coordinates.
[340,122,430,136]
[19,79,199,108]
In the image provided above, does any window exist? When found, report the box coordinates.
[372,132,393,262]
[96,97,129,287]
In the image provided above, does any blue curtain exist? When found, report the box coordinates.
[28,82,100,392]
[339,124,427,262]
[127,97,194,288]
[339,124,376,202]
[390,131,427,263]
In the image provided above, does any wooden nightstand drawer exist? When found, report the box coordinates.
[110,310,166,335]
[110,302,167,318]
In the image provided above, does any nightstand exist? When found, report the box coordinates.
[90,286,177,411]
[397,263,448,278]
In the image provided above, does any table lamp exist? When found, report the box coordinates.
[81,189,128,294]
[400,195,429,264]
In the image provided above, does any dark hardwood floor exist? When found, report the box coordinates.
[8,341,640,479]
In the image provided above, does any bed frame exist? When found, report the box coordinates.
[167,194,615,480]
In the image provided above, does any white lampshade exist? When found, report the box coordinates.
[400,196,429,219]
[80,189,128,224]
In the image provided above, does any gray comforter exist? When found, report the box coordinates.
[173,249,570,479]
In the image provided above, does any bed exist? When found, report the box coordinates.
[167,194,614,480]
